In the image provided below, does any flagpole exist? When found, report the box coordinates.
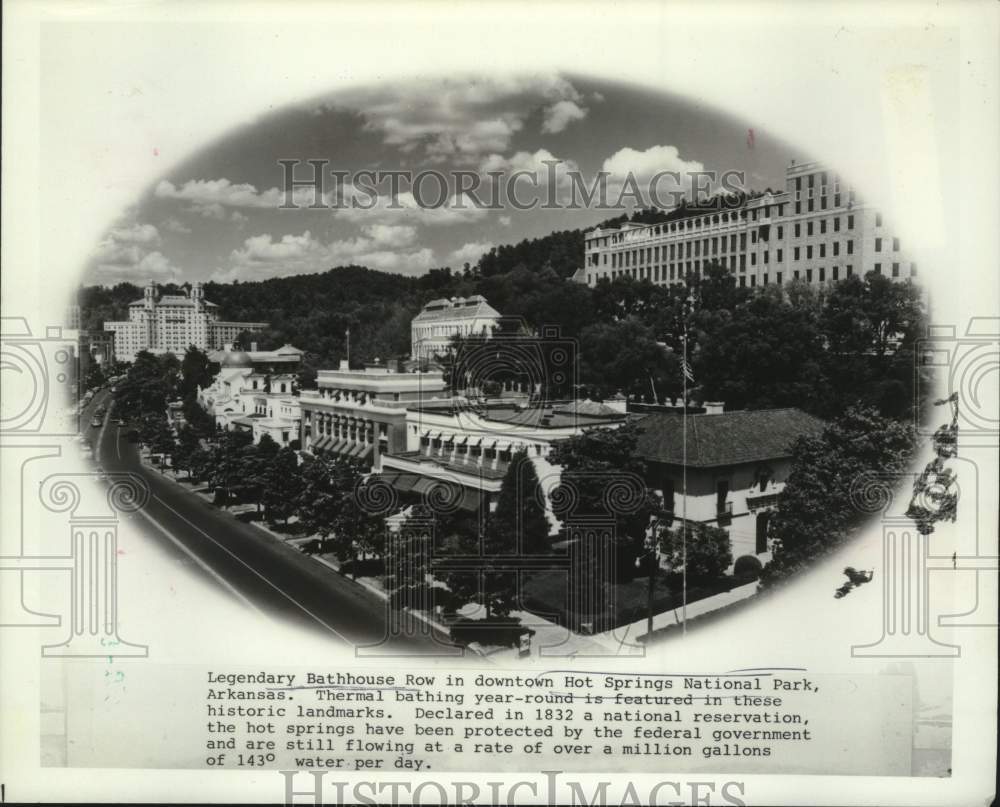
[682,317,688,637]
[346,328,351,367]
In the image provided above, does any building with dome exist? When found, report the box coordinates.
[410,295,501,360]
[197,344,303,443]
[103,280,268,363]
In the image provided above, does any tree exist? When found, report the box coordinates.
[260,445,303,525]
[578,316,676,401]
[659,522,732,581]
[695,285,827,411]
[171,426,202,478]
[179,346,214,401]
[759,406,918,588]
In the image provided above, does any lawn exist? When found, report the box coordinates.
[521,569,738,632]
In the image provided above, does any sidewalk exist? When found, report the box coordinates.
[139,456,746,658]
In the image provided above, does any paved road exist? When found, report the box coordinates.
[82,388,449,653]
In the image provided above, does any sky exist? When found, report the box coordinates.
[85,73,810,286]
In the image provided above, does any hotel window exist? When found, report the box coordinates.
[808,174,814,188]
[795,201,801,214]
[808,199,814,212]
[846,265,853,277]
[751,253,757,266]
[794,223,801,237]
[847,240,854,255]
[892,262,900,278]
[776,272,783,285]
[777,248,783,261]
[832,266,840,280]
[874,263,882,274]
[819,267,826,282]
[796,177,802,190]
[794,247,800,260]
[763,274,769,285]
[806,245,813,259]
[848,214,855,229]
[794,270,800,280]
[739,255,746,270]
[730,235,737,251]
[876,212,883,227]
[834,194,841,206]
[820,219,827,234]
[751,231,757,244]
[776,225,783,239]
[806,269,813,282]
[875,238,882,252]
[807,222,813,236]
[750,276,757,287]
[833,242,839,256]
[819,244,826,258]
[763,250,769,264]
[740,233,746,250]
[893,237,900,251]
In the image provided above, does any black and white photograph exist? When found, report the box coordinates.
[1,1,996,804]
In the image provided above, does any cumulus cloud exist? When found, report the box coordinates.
[334,191,488,227]
[479,148,581,205]
[448,241,494,267]
[161,217,192,234]
[600,144,708,205]
[498,215,512,227]
[325,74,585,161]
[541,100,588,134]
[89,221,181,283]
[155,178,326,213]
[215,228,436,283]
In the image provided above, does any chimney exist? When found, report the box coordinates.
[703,401,725,414]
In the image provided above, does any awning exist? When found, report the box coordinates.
[411,478,436,496]
[330,438,348,454]
[458,487,484,512]
[313,436,331,451]
[355,445,374,464]
[349,443,366,458]
[392,474,418,493]
[455,435,469,445]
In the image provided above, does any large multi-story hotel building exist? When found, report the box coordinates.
[410,295,502,360]
[576,161,918,290]
[103,280,268,363]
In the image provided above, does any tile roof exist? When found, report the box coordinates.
[633,408,826,467]
[412,297,501,323]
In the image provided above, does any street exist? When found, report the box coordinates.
[82,388,448,653]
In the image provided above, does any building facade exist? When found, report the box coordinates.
[197,346,302,442]
[299,360,450,467]
[577,161,918,290]
[410,295,502,360]
[633,407,826,564]
[103,281,268,363]
[379,399,628,522]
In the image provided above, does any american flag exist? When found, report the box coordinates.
[681,357,694,382]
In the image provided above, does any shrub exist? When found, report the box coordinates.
[733,554,763,582]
